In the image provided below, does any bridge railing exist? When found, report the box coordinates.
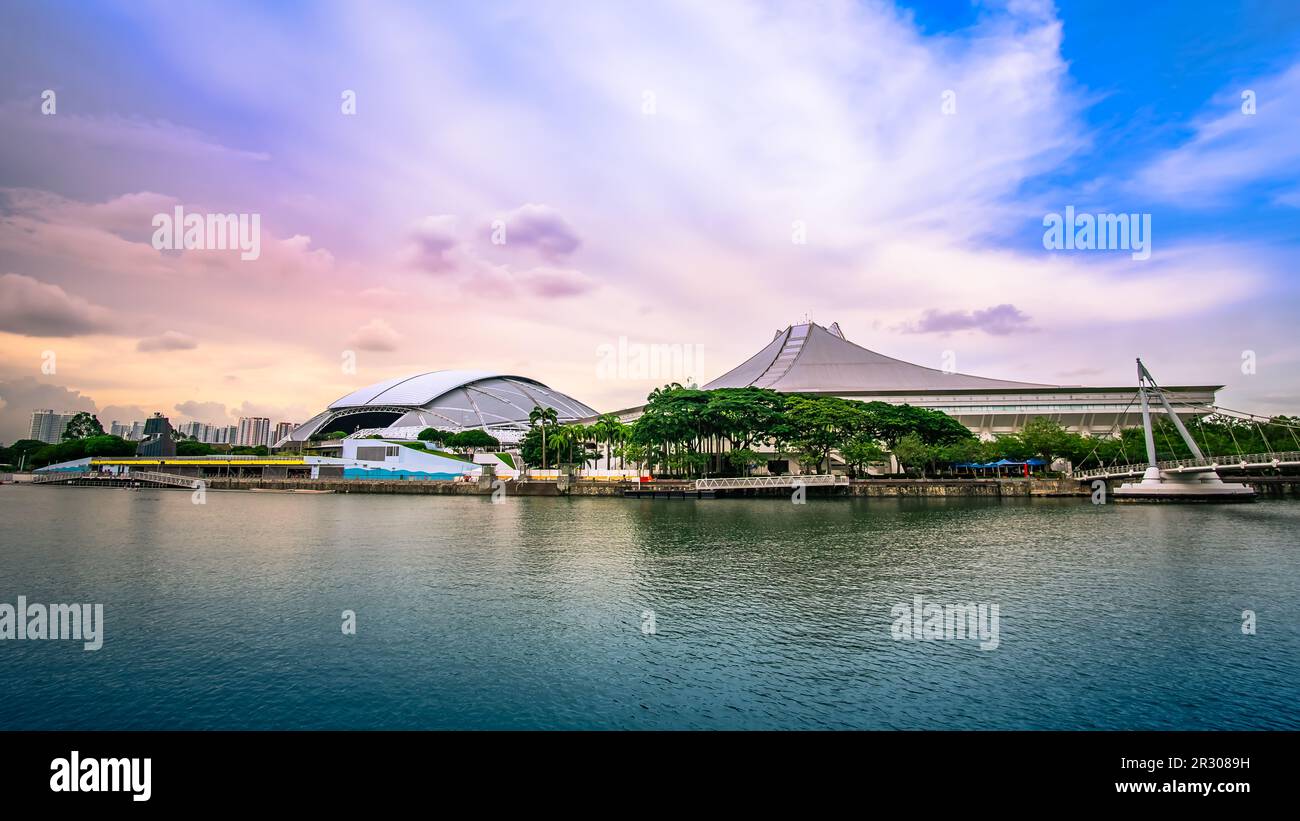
[32,470,90,483]
[1075,450,1300,480]
[32,470,201,488]
[695,474,850,490]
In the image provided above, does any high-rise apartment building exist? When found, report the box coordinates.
[237,417,271,447]
[271,421,297,445]
[28,409,78,444]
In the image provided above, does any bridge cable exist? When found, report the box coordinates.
[1254,421,1274,458]
[1075,390,1139,473]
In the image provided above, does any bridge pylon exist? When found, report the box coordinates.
[1114,359,1255,501]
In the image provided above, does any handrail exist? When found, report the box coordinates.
[695,474,850,490]
[1075,450,1299,479]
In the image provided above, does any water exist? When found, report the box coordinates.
[1,485,1297,730]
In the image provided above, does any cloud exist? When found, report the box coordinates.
[0,102,271,164]
[229,399,312,425]
[0,273,116,337]
[174,400,229,424]
[406,215,461,274]
[1132,62,1300,203]
[902,304,1035,336]
[137,330,198,352]
[0,376,97,443]
[99,404,151,425]
[520,266,597,298]
[496,204,582,261]
[347,318,401,352]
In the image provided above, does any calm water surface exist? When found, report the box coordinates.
[1,485,1297,729]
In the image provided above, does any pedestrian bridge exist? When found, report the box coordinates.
[1076,451,1300,481]
[695,474,850,491]
[33,470,202,489]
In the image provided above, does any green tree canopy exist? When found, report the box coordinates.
[61,412,105,440]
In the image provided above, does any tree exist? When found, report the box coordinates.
[725,448,761,475]
[892,433,932,475]
[2,439,46,468]
[81,435,137,457]
[1018,417,1077,466]
[449,429,499,453]
[783,395,867,474]
[417,427,452,445]
[177,440,215,456]
[840,434,886,477]
[528,405,559,469]
[592,413,623,468]
[61,412,104,440]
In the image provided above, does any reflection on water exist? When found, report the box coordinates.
[1,486,1297,729]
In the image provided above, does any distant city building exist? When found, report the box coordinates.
[136,412,177,457]
[272,421,297,445]
[237,417,271,447]
[28,409,78,444]
[108,419,148,440]
[177,421,229,443]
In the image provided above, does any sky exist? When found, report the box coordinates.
[1,0,1298,442]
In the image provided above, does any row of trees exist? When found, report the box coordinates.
[626,386,974,477]
[520,408,628,470]
[415,428,500,452]
[1,412,137,469]
[517,387,1300,479]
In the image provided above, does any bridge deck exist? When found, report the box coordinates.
[1076,451,1300,480]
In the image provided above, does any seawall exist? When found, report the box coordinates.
[196,476,1088,497]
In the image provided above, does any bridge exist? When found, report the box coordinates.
[695,474,850,491]
[1069,360,1300,500]
[33,470,203,489]
[1076,451,1300,481]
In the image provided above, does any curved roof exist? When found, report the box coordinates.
[294,370,597,442]
[705,322,1057,393]
[330,370,534,409]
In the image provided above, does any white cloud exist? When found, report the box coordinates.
[1132,62,1300,203]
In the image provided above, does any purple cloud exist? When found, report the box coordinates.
[0,273,116,337]
[521,267,596,298]
[903,304,1034,336]
[497,204,581,261]
[407,216,461,274]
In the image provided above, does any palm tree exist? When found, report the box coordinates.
[594,413,621,469]
[528,405,559,470]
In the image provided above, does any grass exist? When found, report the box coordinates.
[389,441,474,463]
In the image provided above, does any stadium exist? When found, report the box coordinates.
[278,370,597,447]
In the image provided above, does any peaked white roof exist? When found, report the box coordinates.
[704,322,1057,393]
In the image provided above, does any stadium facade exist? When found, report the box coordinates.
[278,370,596,447]
[606,321,1219,438]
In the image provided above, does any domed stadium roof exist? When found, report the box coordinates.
[283,370,596,445]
